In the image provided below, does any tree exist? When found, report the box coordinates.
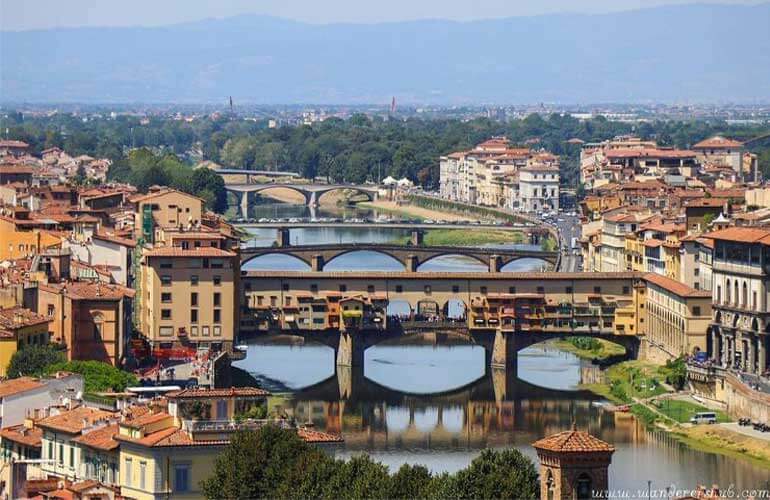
[388,463,433,499]
[6,345,66,378]
[191,168,227,213]
[73,165,87,186]
[438,449,539,500]
[47,360,138,393]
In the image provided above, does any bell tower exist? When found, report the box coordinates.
[532,425,615,500]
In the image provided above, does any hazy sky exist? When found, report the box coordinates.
[1,0,765,30]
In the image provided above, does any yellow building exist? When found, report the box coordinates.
[140,245,238,353]
[131,188,205,244]
[0,215,62,261]
[643,273,712,363]
[0,307,51,376]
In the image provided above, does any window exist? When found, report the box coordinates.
[202,326,210,336]
[213,275,221,286]
[310,284,318,294]
[125,458,132,487]
[161,275,172,286]
[191,292,198,306]
[191,275,199,286]
[367,285,375,293]
[159,260,172,269]
[395,285,403,293]
[139,461,146,490]
[211,259,224,269]
[452,285,460,293]
[693,306,701,316]
[424,285,432,294]
[593,286,601,294]
[174,464,190,492]
[94,321,102,341]
[58,444,63,465]
[213,293,221,307]
[339,285,347,292]
[566,286,573,294]
[282,283,290,291]
[161,309,172,320]
[191,309,198,323]
[214,309,221,324]
[536,286,544,294]
[191,326,198,336]
[509,286,516,294]
[623,286,630,295]
[47,441,53,461]
[159,326,173,337]
[47,304,55,317]
[213,326,222,336]
[161,292,172,303]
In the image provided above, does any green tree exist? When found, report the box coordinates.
[6,344,66,378]
[47,360,138,393]
[191,168,227,212]
[438,449,539,500]
[388,463,433,499]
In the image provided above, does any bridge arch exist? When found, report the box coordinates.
[315,186,376,204]
[241,251,312,269]
[416,252,490,270]
[251,185,311,205]
[323,248,405,271]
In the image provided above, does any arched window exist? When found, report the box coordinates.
[742,282,748,309]
[546,470,555,500]
[734,281,739,307]
[576,473,593,500]
[725,280,731,305]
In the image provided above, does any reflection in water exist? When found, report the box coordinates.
[234,337,770,490]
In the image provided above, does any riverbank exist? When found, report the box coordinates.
[357,200,476,222]
[580,359,770,468]
[549,338,626,361]
[389,228,526,246]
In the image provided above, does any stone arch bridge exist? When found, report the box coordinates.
[240,243,559,272]
[226,183,380,215]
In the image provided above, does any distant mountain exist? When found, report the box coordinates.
[2,3,770,104]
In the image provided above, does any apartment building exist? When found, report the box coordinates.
[131,187,205,243]
[517,164,560,212]
[140,245,238,353]
[0,307,51,376]
[692,136,744,177]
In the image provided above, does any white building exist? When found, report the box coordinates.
[516,165,560,212]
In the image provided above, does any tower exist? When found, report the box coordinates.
[532,426,615,500]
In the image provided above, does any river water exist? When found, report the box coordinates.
[235,201,770,492]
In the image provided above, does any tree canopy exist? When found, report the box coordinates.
[6,344,66,378]
[201,425,539,499]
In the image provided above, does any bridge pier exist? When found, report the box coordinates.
[411,229,425,246]
[337,330,366,367]
[277,227,291,247]
[491,329,518,369]
[405,255,419,272]
[489,255,502,273]
[240,191,250,219]
[307,191,319,207]
[311,254,325,272]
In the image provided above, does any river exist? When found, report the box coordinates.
[235,201,770,491]
[234,339,770,492]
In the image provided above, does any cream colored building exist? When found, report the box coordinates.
[140,245,238,352]
[643,273,712,362]
[131,188,205,244]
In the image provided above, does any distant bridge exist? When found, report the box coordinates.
[240,242,559,272]
[226,183,380,214]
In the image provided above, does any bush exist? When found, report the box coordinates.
[664,356,687,391]
[46,360,138,393]
[569,336,602,352]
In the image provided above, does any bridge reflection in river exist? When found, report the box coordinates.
[233,336,770,489]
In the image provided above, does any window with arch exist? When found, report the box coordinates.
[725,280,731,305]
[742,282,748,309]
[92,312,104,341]
[576,473,593,500]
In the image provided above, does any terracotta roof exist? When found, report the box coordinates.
[692,136,743,149]
[92,231,137,248]
[37,406,115,434]
[166,387,270,399]
[684,198,726,208]
[0,423,43,447]
[121,411,171,429]
[0,165,33,174]
[643,239,664,248]
[644,273,712,298]
[143,246,236,258]
[297,427,344,443]
[606,148,695,159]
[702,227,770,245]
[40,281,135,301]
[0,377,44,398]
[532,429,615,453]
[0,307,51,335]
[0,140,30,148]
[72,424,119,451]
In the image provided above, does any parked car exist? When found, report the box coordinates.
[690,412,717,425]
